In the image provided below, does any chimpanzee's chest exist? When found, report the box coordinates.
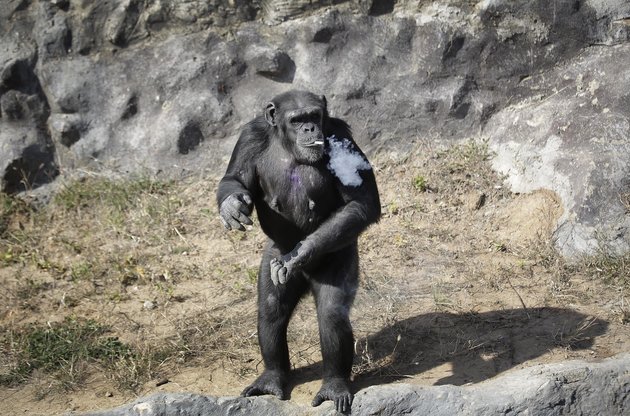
[257,162,341,231]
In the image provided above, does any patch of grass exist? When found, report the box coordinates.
[490,241,508,253]
[412,175,428,192]
[432,282,457,312]
[581,252,630,288]
[430,140,503,200]
[114,255,145,286]
[439,140,491,172]
[531,238,630,290]
[50,176,180,244]
[228,264,259,293]
[1,176,185,297]
[15,277,51,301]
[173,309,258,375]
[245,266,258,284]
[386,201,399,216]
[0,318,159,391]
[53,177,170,213]
[553,316,600,349]
[69,261,95,281]
[0,194,38,266]
[1,193,26,234]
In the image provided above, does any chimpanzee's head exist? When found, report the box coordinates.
[264,90,328,164]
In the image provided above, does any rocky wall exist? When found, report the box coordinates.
[1,0,629,256]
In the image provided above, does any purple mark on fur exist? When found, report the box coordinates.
[289,168,301,186]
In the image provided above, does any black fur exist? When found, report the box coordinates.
[217,90,380,413]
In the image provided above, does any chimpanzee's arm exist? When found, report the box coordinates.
[216,121,265,231]
[272,135,380,284]
[302,139,380,256]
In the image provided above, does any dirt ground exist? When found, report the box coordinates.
[1,140,628,415]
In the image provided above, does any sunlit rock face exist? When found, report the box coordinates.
[1,0,629,256]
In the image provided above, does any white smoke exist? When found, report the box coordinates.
[326,135,372,187]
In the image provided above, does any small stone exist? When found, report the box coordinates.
[50,0,69,8]
[156,378,169,387]
[474,193,487,210]
[143,300,155,310]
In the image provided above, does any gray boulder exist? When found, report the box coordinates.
[78,353,630,416]
[487,43,630,257]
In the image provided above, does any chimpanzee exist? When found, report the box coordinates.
[216,90,380,413]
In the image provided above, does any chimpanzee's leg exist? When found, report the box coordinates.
[310,245,359,413]
[242,242,308,399]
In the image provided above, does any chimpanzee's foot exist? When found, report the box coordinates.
[241,370,288,400]
[311,377,353,413]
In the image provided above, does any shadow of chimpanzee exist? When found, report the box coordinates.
[290,307,608,394]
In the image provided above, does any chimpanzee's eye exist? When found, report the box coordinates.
[291,112,321,125]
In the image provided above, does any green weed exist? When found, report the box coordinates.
[0,318,157,391]
[412,175,428,192]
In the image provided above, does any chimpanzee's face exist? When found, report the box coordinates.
[265,91,327,164]
[284,106,325,163]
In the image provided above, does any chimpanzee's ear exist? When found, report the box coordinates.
[264,102,277,127]
[319,95,329,121]
[320,95,327,111]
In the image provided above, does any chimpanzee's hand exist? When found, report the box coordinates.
[270,242,313,285]
[219,193,253,231]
